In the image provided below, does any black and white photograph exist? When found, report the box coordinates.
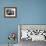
[18,24,46,46]
[4,7,17,18]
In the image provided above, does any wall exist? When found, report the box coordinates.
[0,0,46,44]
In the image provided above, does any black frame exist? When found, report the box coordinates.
[4,7,17,18]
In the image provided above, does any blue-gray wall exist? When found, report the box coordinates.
[0,0,46,44]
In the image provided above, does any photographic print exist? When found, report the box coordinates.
[18,24,46,41]
[18,25,46,46]
[4,7,17,18]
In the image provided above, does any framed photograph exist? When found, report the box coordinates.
[18,24,46,42]
[4,7,17,18]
